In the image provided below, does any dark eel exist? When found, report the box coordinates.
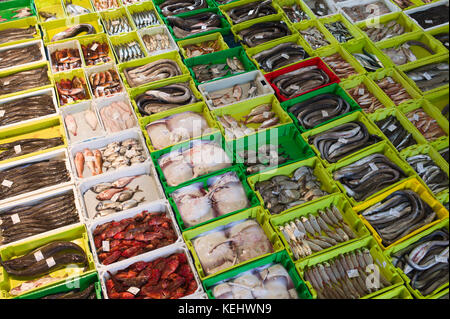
[375,116,416,151]
[238,21,291,47]
[51,24,96,42]
[0,137,63,161]
[253,42,309,72]
[167,12,222,38]
[159,0,208,17]
[227,0,277,24]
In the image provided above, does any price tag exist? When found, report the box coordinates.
[20,282,35,291]
[413,114,419,122]
[11,214,20,224]
[90,43,99,51]
[102,241,110,252]
[389,208,401,217]
[321,110,329,117]
[435,255,448,263]
[263,111,272,118]
[358,88,365,95]
[14,145,22,154]
[127,287,140,295]
[2,179,13,188]
[290,85,300,91]
[46,257,56,268]
[319,3,325,9]
[255,35,264,39]
[0,110,5,117]
[281,53,290,59]
[369,163,378,171]
[201,25,207,30]
[445,42,449,47]
[248,9,255,15]
[85,156,95,162]
[347,269,359,278]
[187,6,194,10]
[338,137,348,144]
[423,72,432,80]
[424,19,433,24]
[387,124,397,132]
[3,80,9,86]
[34,251,44,262]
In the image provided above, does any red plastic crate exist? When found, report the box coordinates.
[264,57,340,102]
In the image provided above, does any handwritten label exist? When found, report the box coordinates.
[255,35,264,39]
[248,9,255,15]
[281,53,290,59]
[34,251,44,262]
[127,287,140,295]
[347,269,359,278]
[187,6,194,10]
[85,156,95,162]
[338,137,348,144]
[424,19,433,24]
[11,214,20,224]
[102,240,110,252]
[14,145,22,154]
[0,110,5,117]
[358,88,365,95]
[423,72,432,80]
[387,124,397,132]
[90,43,99,51]
[2,179,13,188]
[369,163,378,171]
[321,110,329,117]
[46,257,56,268]
[435,255,448,263]
[319,3,325,9]
[201,25,207,30]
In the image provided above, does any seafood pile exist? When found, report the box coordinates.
[0,192,79,245]
[253,42,309,72]
[0,43,42,70]
[167,12,222,39]
[406,154,448,195]
[65,108,100,139]
[105,252,198,299]
[322,54,358,79]
[0,241,87,277]
[135,82,198,116]
[272,65,330,99]
[0,159,71,201]
[303,0,333,16]
[217,105,281,139]
[382,41,434,66]
[124,59,182,88]
[193,219,273,275]
[146,111,211,150]
[131,10,160,29]
[51,24,96,42]
[141,33,172,54]
[226,0,277,24]
[309,121,381,163]
[92,0,120,11]
[93,210,177,265]
[255,166,329,215]
[279,204,357,260]
[212,263,299,299]
[404,62,449,92]
[282,4,309,23]
[376,77,412,106]
[324,21,353,43]
[104,16,133,36]
[363,21,406,42]
[392,0,414,9]
[159,0,208,16]
[41,284,96,299]
[81,42,111,66]
[0,94,56,127]
[375,116,415,151]
[352,50,384,72]
[346,83,384,113]
[192,56,245,83]
[183,40,222,58]
[391,228,449,296]
[299,27,330,50]
[405,108,446,141]
[288,93,351,129]
[0,27,36,45]
[65,1,91,16]
[238,21,291,47]
[341,2,391,22]
[207,81,259,108]
[0,137,63,162]
[172,171,249,227]
[0,65,50,96]
[56,76,89,105]
[333,154,406,201]
[113,41,145,63]
[303,247,392,299]
[159,140,232,186]
[99,100,136,133]
[409,4,449,29]
[74,139,146,178]
[50,48,82,72]
[38,11,57,22]
[361,190,437,246]
[88,69,123,98]
[238,144,289,174]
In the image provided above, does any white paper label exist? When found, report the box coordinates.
[319,3,325,9]
[369,163,378,171]
[387,124,397,132]
[85,156,95,162]
[445,42,449,47]
[11,214,20,224]
[34,251,44,262]
[0,110,5,117]
[435,255,448,263]
[102,240,110,252]
[187,6,195,10]
[423,72,432,80]
[255,35,264,39]
[2,179,13,187]
[127,287,140,295]
[14,145,22,154]
[413,114,419,122]
[389,208,401,217]
[321,110,329,117]
[338,137,348,144]
[358,88,365,95]
[248,9,255,15]
[417,162,425,173]
[424,19,433,24]
[46,257,56,268]
[201,25,207,30]
[3,80,10,86]
[347,269,359,278]
[290,85,300,91]
[91,43,99,51]
[20,282,35,291]
[281,53,289,59]
[263,111,271,118]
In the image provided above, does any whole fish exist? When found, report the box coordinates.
[96,187,126,201]
[75,152,85,178]
[112,175,139,188]
[65,114,78,136]
[84,109,98,131]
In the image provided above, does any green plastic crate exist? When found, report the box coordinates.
[270,193,371,263]
[177,32,229,59]
[99,5,136,36]
[202,250,312,299]
[319,13,365,45]
[77,33,115,67]
[53,67,92,108]
[343,38,394,73]
[154,0,216,18]
[371,285,414,299]
[211,94,293,142]
[139,101,219,152]
[62,0,94,17]
[281,83,361,132]
[184,46,256,85]
[108,30,148,67]
[0,0,36,23]
[247,156,340,215]
[167,165,261,232]
[126,0,164,29]
[327,141,418,206]
[295,18,338,53]
[296,236,404,299]
[273,0,314,27]
[301,110,387,167]
[16,271,102,299]
[0,16,41,48]
[34,0,64,23]
[0,224,96,299]
[226,123,315,176]
[384,218,449,299]
[219,0,282,27]
[182,206,284,280]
